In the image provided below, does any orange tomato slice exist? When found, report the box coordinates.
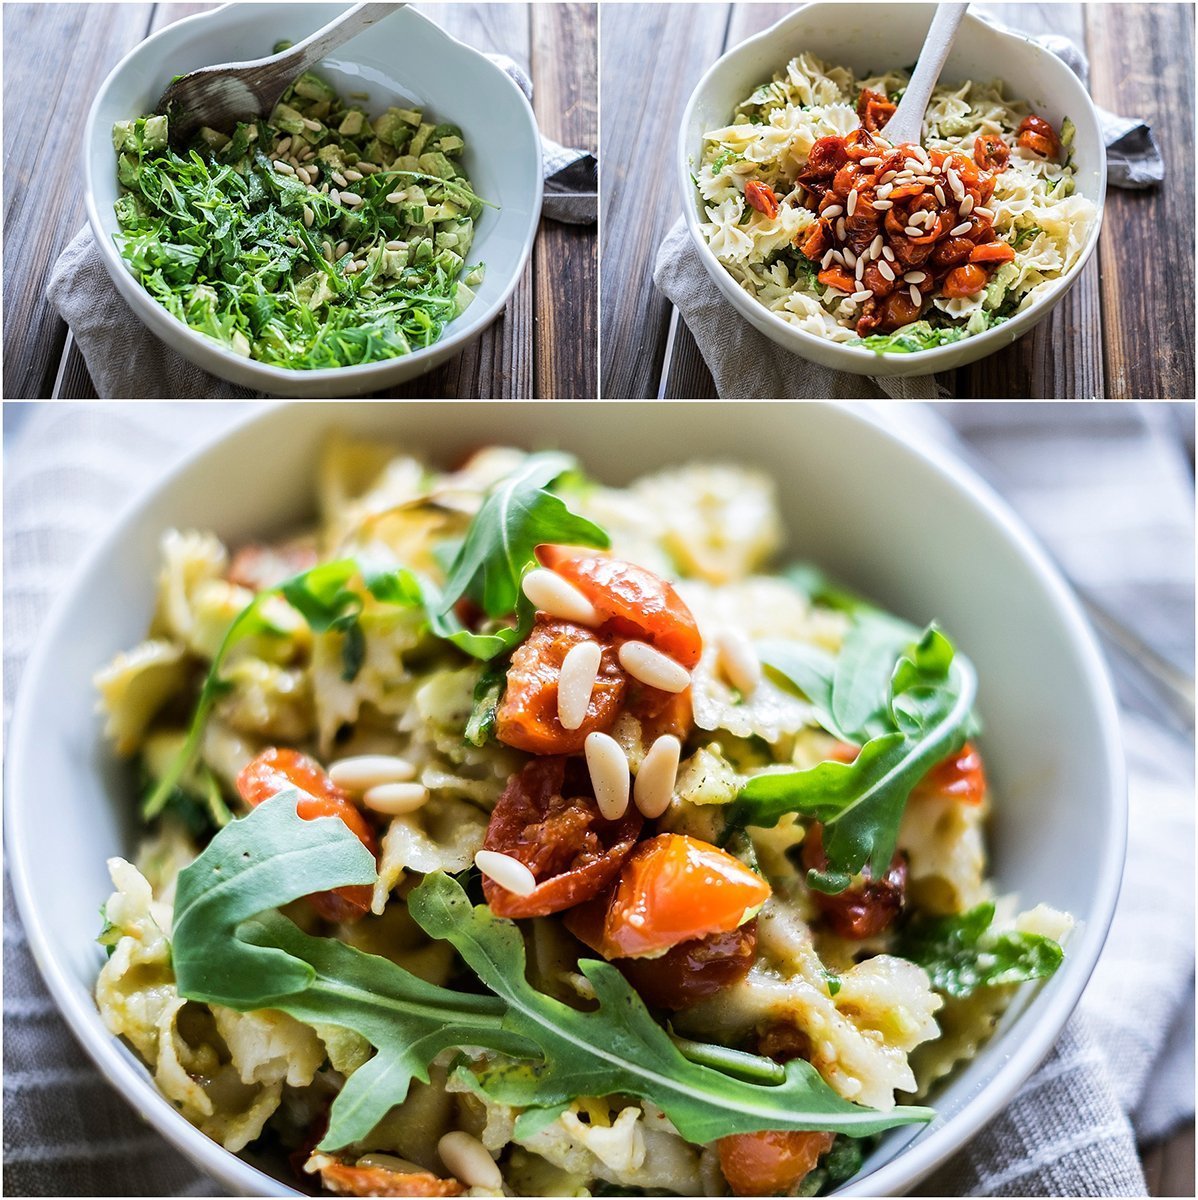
[717,1131,836,1196]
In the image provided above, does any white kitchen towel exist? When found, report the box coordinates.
[43,53,593,401]
[3,402,1193,1197]
[655,17,1163,400]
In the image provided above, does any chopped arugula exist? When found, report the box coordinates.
[729,625,976,891]
[111,68,490,370]
[1011,225,1044,249]
[169,796,935,1149]
[898,902,1064,997]
[849,322,970,355]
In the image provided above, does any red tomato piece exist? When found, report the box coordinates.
[586,833,770,959]
[744,180,780,219]
[801,823,907,940]
[915,741,988,805]
[535,547,703,668]
[613,923,759,1011]
[942,263,988,298]
[1017,114,1063,161]
[227,541,319,592]
[495,618,626,755]
[481,757,643,919]
[717,1131,836,1196]
[974,133,1010,173]
[311,1157,464,1197]
[969,241,1016,265]
[237,748,377,924]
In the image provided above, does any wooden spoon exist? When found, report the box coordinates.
[156,2,405,146]
[880,3,969,146]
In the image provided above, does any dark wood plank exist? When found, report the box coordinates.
[599,2,731,398]
[1143,1123,1196,1198]
[1088,2,1194,399]
[2,3,154,399]
[531,2,598,399]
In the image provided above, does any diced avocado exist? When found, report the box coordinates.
[272,39,293,54]
[117,153,140,188]
[463,263,485,288]
[293,72,337,104]
[409,121,436,156]
[317,143,350,172]
[430,123,464,156]
[363,138,388,165]
[983,261,1018,310]
[113,192,144,226]
[338,109,368,137]
[1060,116,1076,149]
[373,108,409,147]
[377,244,409,276]
[392,155,420,175]
[143,114,169,151]
[112,120,136,153]
[272,102,307,136]
[437,135,464,156]
[297,270,337,310]
[198,126,230,151]
[452,279,476,317]
[230,328,252,356]
[418,151,457,180]
[395,107,423,127]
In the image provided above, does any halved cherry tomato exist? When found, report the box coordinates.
[856,87,896,134]
[801,823,906,940]
[614,923,758,1010]
[805,135,848,177]
[942,263,988,297]
[974,133,1010,173]
[237,748,378,924]
[799,220,831,260]
[914,741,987,805]
[1017,114,1062,161]
[969,241,1016,265]
[717,1131,836,1197]
[481,757,643,919]
[744,180,780,219]
[535,547,703,668]
[580,833,770,959]
[817,266,855,292]
[309,1156,464,1197]
[227,541,318,592]
[495,619,626,755]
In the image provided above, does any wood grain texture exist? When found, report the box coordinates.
[1088,2,1194,399]
[599,3,730,399]
[23,1,596,399]
[620,2,1190,399]
[3,3,153,399]
[532,2,598,399]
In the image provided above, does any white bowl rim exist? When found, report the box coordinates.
[5,401,1126,1196]
[83,2,544,391]
[676,2,1108,370]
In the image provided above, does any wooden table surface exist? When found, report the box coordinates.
[600,3,1195,399]
[1,2,596,399]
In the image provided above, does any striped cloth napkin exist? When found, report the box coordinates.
[654,18,1164,401]
[43,53,594,401]
[3,403,1193,1197]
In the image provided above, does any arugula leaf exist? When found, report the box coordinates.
[729,626,976,887]
[465,662,506,746]
[831,614,921,741]
[898,902,1064,998]
[437,451,608,622]
[170,799,934,1149]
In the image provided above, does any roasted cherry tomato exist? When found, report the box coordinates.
[856,86,896,134]
[227,541,319,592]
[801,823,906,940]
[580,833,770,959]
[495,619,626,755]
[969,241,1016,265]
[914,741,988,805]
[481,757,643,919]
[237,748,378,924]
[535,547,703,668]
[942,263,988,297]
[1017,114,1062,161]
[744,180,780,219]
[310,1156,464,1197]
[613,923,758,1010]
[974,133,1010,173]
[717,1131,836,1197]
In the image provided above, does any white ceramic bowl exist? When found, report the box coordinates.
[84,4,543,397]
[6,403,1125,1195]
[678,3,1107,378]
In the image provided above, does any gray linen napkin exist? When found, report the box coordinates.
[44,55,594,401]
[657,22,1164,399]
[3,403,1193,1197]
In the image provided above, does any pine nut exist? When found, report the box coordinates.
[286,234,298,246]
[521,569,599,625]
[332,170,348,187]
[302,117,323,131]
[585,731,630,820]
[357,161,380,173]
[275,136,292,155]
[617,641,690,693]
[438,1132,502,1190]
[385,240,407,251]
[633,735,681,819]
[717,627,762,695]
[329,188,341,205]
[386,191,406,204]
[339,191,363,207]
[296,166,311,185]
[344,168,363,182]
[329,755,417,792]
[322,240,334,262]
[557,641,601,730]
[303,205,314,227]
[363,782,428,815]
[336,240,349,258]
[475,850,537,896]
[273,160,295,175]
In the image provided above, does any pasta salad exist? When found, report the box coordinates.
[696,54,1097,353]
[94,441,1071,1196]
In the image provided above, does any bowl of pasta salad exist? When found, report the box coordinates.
[6,403,1125,1196]
[678,3,1106,376]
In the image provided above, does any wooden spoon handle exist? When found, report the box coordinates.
[880,2,969,146]
[274,2,407,81]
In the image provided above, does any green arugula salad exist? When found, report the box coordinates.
[94,441,1071,1197]
[111,56,487,370]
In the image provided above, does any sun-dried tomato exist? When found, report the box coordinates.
[1017,114,1063,161]
[744,180,780,219]
[495,619,626,755]
[237,748,377,924]
[717,1131,836,1197]
[856,87,896,134]
[481,757,643,919]
[535,548,703,669]
[612,922,758,1011]
[801,823,907,939]
[311,1156,464,1197]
